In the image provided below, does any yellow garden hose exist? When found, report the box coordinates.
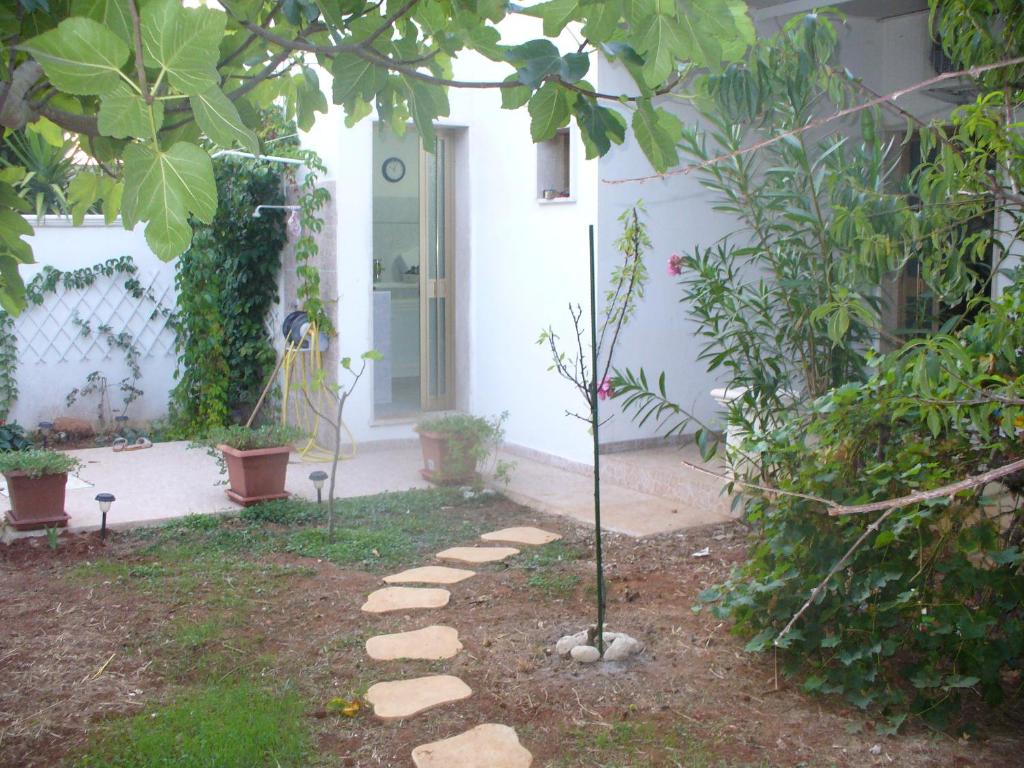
[278,323,357,463]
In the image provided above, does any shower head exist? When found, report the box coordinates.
[252,204,300,218]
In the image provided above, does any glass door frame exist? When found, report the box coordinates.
[418,129,456,412]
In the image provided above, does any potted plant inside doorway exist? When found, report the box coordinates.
[414,412,512,486]
[202,424,304,507]
[0,449,81,531]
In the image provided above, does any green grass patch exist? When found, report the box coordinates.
[527,572,581,597]
[72,681,310,768]
[520,540,584,569]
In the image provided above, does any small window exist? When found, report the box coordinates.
[537,129,572,201]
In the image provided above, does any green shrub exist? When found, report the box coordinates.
[704,283,1024,727]
[416,411,511,483]
[200,423,304,451]
[0,422,31,451]
[0,449,80,477]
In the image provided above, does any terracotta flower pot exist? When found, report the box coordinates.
[417,431,478,485]
[4,471,70,531]
[218,444,292,507]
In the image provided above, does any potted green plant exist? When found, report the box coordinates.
[0,449,81,531]
[414,412,511,485]
[202,424,303,507]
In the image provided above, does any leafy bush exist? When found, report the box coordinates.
[703,283,1024,727]
[0,422,31,451]
[202,424,304,451]
[0,449,80,477]
[416,411,511,483]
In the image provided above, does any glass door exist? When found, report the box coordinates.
[420,132,454,411]
[371,126,454,419]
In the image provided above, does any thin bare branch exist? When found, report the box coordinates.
[605,55,1024,186]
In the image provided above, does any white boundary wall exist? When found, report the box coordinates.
[8,216,178,430]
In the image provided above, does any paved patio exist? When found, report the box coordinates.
[1,440,734,540]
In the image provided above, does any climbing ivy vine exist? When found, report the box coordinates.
[169,155,288,435]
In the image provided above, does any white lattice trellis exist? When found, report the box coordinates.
[15,269,176,367]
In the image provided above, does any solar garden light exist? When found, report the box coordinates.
[38,421,53,449]
[308,470,328,504]
[95,493,115,540]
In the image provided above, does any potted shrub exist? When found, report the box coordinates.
[415,412,510,485]
[0,449,81,531]
[203,424,303,507]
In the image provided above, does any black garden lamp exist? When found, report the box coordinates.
[95,493,115,540]
[308,471,328,504]
[38,421,53,449]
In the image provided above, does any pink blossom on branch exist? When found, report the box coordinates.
[597,377,614,400]
[667,254,683,276]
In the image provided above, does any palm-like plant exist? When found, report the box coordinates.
[0,130,77,220]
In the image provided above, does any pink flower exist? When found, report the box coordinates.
[597,377,613,400]
[667,254,683,276]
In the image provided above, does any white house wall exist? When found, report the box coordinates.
[9,216,178,430]
[593,11,955,447]
[301,15,600,464]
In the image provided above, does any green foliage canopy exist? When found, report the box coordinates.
[0,0,757,313]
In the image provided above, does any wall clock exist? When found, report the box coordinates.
[382,156,406,183]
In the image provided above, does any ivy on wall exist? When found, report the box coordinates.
[169,155,288,434]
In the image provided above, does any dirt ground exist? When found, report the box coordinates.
[0,497,1021,768]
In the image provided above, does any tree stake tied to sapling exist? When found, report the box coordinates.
[538,207,649,655]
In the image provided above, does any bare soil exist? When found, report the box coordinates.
[0,499,1021,768]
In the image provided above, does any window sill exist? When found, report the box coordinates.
[537,197,576,205]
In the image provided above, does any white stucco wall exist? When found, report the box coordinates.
[8,216,178,430]
[301,16,599,464]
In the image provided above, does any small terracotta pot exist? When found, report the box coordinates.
[218,444,292,507]
[4,471,70,531]
[417,431,477,485]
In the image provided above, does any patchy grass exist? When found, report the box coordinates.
[556,720,766,768]
[527,571,581,597]
[72,681,310,768]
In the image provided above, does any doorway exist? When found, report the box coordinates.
[371,127,455,419]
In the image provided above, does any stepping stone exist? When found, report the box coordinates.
[366,625,463,661]
[481,526,562,546]
[436,546,519,564]
[412,723,533,768]
[361,587,450,613]
[384,566,476,585]
[366,675,472,720]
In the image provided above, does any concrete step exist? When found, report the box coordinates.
[599,444,736,520]
[497,450,733,537]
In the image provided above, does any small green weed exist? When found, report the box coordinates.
[72,681,309,768]
[527,572,580,597]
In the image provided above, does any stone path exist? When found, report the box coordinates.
[480,526,562,546]
[435,545,520,564]
[361,525,560,765]
[361,587,450,613]
[366,675,473,720]
[411,724,534,768]
[365,625,463,661]
[384,565,477,585]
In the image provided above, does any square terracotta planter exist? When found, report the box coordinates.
[417,432,478,485]
[4,471,70,531]
[218,444,292,507]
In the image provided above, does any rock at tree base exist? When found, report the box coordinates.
[366,675,472,720]
[412,723,533,767]
[570,644,601,663]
